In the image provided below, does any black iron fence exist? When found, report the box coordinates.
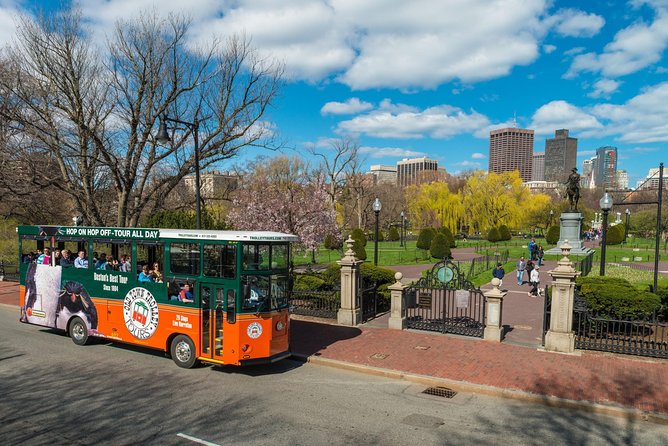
[360,279,389,323]
[573,251,594,277]
[466,249,510,280]
[289,290,340,319]
[0,262,19,282]
[404,260,485,337]
[573,292,667,359]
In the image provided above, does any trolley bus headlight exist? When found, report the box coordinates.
[276,321,285,331]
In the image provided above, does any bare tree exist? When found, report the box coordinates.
[0,9,282,226]
[308,136,360,205]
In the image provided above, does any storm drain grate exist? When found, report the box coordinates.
[422,386,457,398]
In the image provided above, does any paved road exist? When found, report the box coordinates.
[1,305,666,445]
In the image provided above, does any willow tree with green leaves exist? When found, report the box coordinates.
[405,182,464,233]
[462,171,537,233]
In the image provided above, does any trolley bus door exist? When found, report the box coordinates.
[200,283,235,363]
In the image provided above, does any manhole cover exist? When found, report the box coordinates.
[422,386,457,398]
[370,353,389,360]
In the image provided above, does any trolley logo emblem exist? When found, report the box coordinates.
[123,287,159,340]
[247,322,263,339]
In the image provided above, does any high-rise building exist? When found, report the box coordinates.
[544,129,577,182]
[532,152,545,181]
[615,170,629,190]
[184,172,238,199]
[369,164,397,185]
[595,146,618,188]
[396,157,438,187]
[582,157,596,189]
[488,127,534,181]
[636,168,668,190]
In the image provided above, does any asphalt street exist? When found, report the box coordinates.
[0,304,666,445]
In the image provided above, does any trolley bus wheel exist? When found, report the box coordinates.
[171,335,198,369]
[69,317,89,346]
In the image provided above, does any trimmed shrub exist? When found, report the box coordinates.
[376,230,385,242]
[430,233,451,260]
[576,276,662,318]
[546,225,560,244]
[487,227,501,242]
[352,238,367,260]
[293,274,326,291]
[438,226,456,248]
[416,228,436,250]
[323,233,343,251]
[387,226,400,241]
[350,228,367,246]
[498,224,512,241]
[360,263,396,285]
[606,224,624,245]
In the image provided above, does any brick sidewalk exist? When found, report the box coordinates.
[290,319,668,416]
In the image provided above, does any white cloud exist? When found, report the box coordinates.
[566,6,668,78]
[530,100,605,136]
[543,44,557,54]
[548,9,605,38]
[471,152,486,159]
[321,98,373,115]
[588,78,622,98]
[530,82,668,143]
[452,160,482,168]
[0,2,22,47]
[337,101,491,139]
[359,146,425,158]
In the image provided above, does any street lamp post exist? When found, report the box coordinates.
[549,209,554,227]
[399,211,405,247]
[373,198,382,266]
[624,208,630,243]
[156,115,202,229]
[599,191,613,276]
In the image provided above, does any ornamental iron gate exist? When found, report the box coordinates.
[360,278,389,323]
[403,260,485,337]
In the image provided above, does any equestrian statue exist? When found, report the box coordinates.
[565,167,581,211]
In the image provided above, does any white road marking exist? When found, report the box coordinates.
[176,433,221,446]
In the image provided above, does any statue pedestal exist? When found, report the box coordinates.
[545,212,593,256]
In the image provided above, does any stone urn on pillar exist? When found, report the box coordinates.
[545,240,581,354]
[337,235,363,326]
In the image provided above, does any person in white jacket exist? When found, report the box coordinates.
[528,266,541,297]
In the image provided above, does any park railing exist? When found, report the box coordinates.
[289,289,340,319]
[572,251,594,277]
[573,291,667,359]
[465,249,510,280]
[0,262,19,282]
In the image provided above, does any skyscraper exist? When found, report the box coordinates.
[532,152,545,181]
[396,157,438,187]
[488,127,534,181]
[595,147,618,188]
[544,129,577,182]
[582,157,596,189]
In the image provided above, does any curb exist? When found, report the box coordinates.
[290,352,668,426]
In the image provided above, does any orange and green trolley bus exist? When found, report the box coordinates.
[17,225,297,368]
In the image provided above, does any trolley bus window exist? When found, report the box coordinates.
[242,244,269,270]
[137,242,164,277]
[241,274,288,313]
[225,289,236,324]
[170,243,200,276]
[271,244,289,270]
[203,244,237,278]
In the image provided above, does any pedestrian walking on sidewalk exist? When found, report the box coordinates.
[528,266,541,297]
[516,256,526,285]
[537,245,544,267]
[492,262,505,286]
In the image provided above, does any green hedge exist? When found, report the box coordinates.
[498,225,512,241]
[606,224,624,245]
[416,228,436,250]
[430,233,451,260]
[294,274,326,291]
[576,276,661,318]
[487,227,501,242]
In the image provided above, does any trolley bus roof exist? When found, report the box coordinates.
[18,226,299,242]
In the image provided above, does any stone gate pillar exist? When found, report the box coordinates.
[337,236,363,326]
[388,272,406,330]
[483,278,506,342]
[545,241,580,354]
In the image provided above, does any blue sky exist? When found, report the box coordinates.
[1,0,666,187]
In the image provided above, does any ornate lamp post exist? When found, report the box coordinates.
[599,191,613,276]
[624,208,630,243]
[373,198,382,266]
[399,211,405,247]
[156,115,202,229]
[549,209,554,227]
